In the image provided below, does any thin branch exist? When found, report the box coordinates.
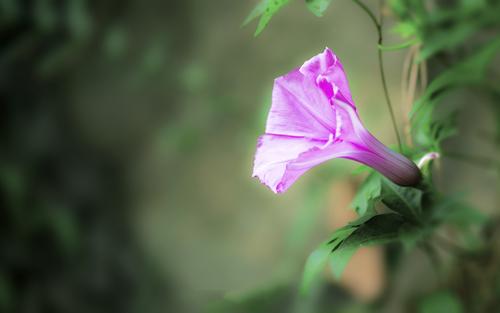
[352,0,379,30]
[352,0,403,152]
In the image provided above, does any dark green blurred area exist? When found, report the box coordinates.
[0,1,499,313]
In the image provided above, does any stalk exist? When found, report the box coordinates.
[352,0,403,152]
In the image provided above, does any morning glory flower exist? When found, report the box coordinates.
[253,48,421,193]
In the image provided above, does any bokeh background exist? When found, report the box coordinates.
[1,1,498,313]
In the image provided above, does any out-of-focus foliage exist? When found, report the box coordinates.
[328,213,407,277]
[305,0,500,292]
[0,1,189,312]
[412,38,500,150]
[350,172,381,216]
[244,0,335,35]
[395,0,500,156]
[418,290,463,313]
[244,0,292,36]
[1,0,499,312]
[305,0,334,17]
[239,0,500,312]
[301,240,331,293]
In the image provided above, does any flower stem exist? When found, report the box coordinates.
[352,0,403,152]
[352,0,378,28]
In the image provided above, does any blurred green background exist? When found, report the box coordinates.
[1,1,498,313]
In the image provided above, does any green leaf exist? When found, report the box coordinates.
[416,1,500,61]
[245,0,292,36]
[418,22,477,61]
[329,245,357,278]
[430,114,458,146]
[329,213,376,247]
[300,241,331,294]
[412,95,458,149]
[341,214,407,247]
[327,223,361,251]
[418,291,463,313]
[329,214,411,278]
[411,38,500,118]
[351,172,382,216]
[325,215,375,279]
[242,0,269,26]
[392,21,418,39]
[378,38,420,51]
[380,179,423,220]
[411,97,437,148]
[305,0,333,17]
[301,211,377,293]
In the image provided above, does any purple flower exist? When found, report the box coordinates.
[253,48,421,193]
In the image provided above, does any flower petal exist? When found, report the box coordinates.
[265,69,337,139]
[252,134,357,193]
[300,48,354,105]
[252,48,421,194]
[300,47,336,77]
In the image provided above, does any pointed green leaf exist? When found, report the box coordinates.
[242,0,269,27]
[411,38,500,118]
[341,214,407,247]
[329,245,357,278]
[301,208,378,293]
[329,213,376,247]
[300,241,331,294]
[381,179,423,220]
[329,214,412,278]
[411,97,439,149]
[392,21,418,39]
[418,22,477,61]
[254,0,291,36]
[351,172,382,216]
[411,94,458,149]
[305,0,333,17]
